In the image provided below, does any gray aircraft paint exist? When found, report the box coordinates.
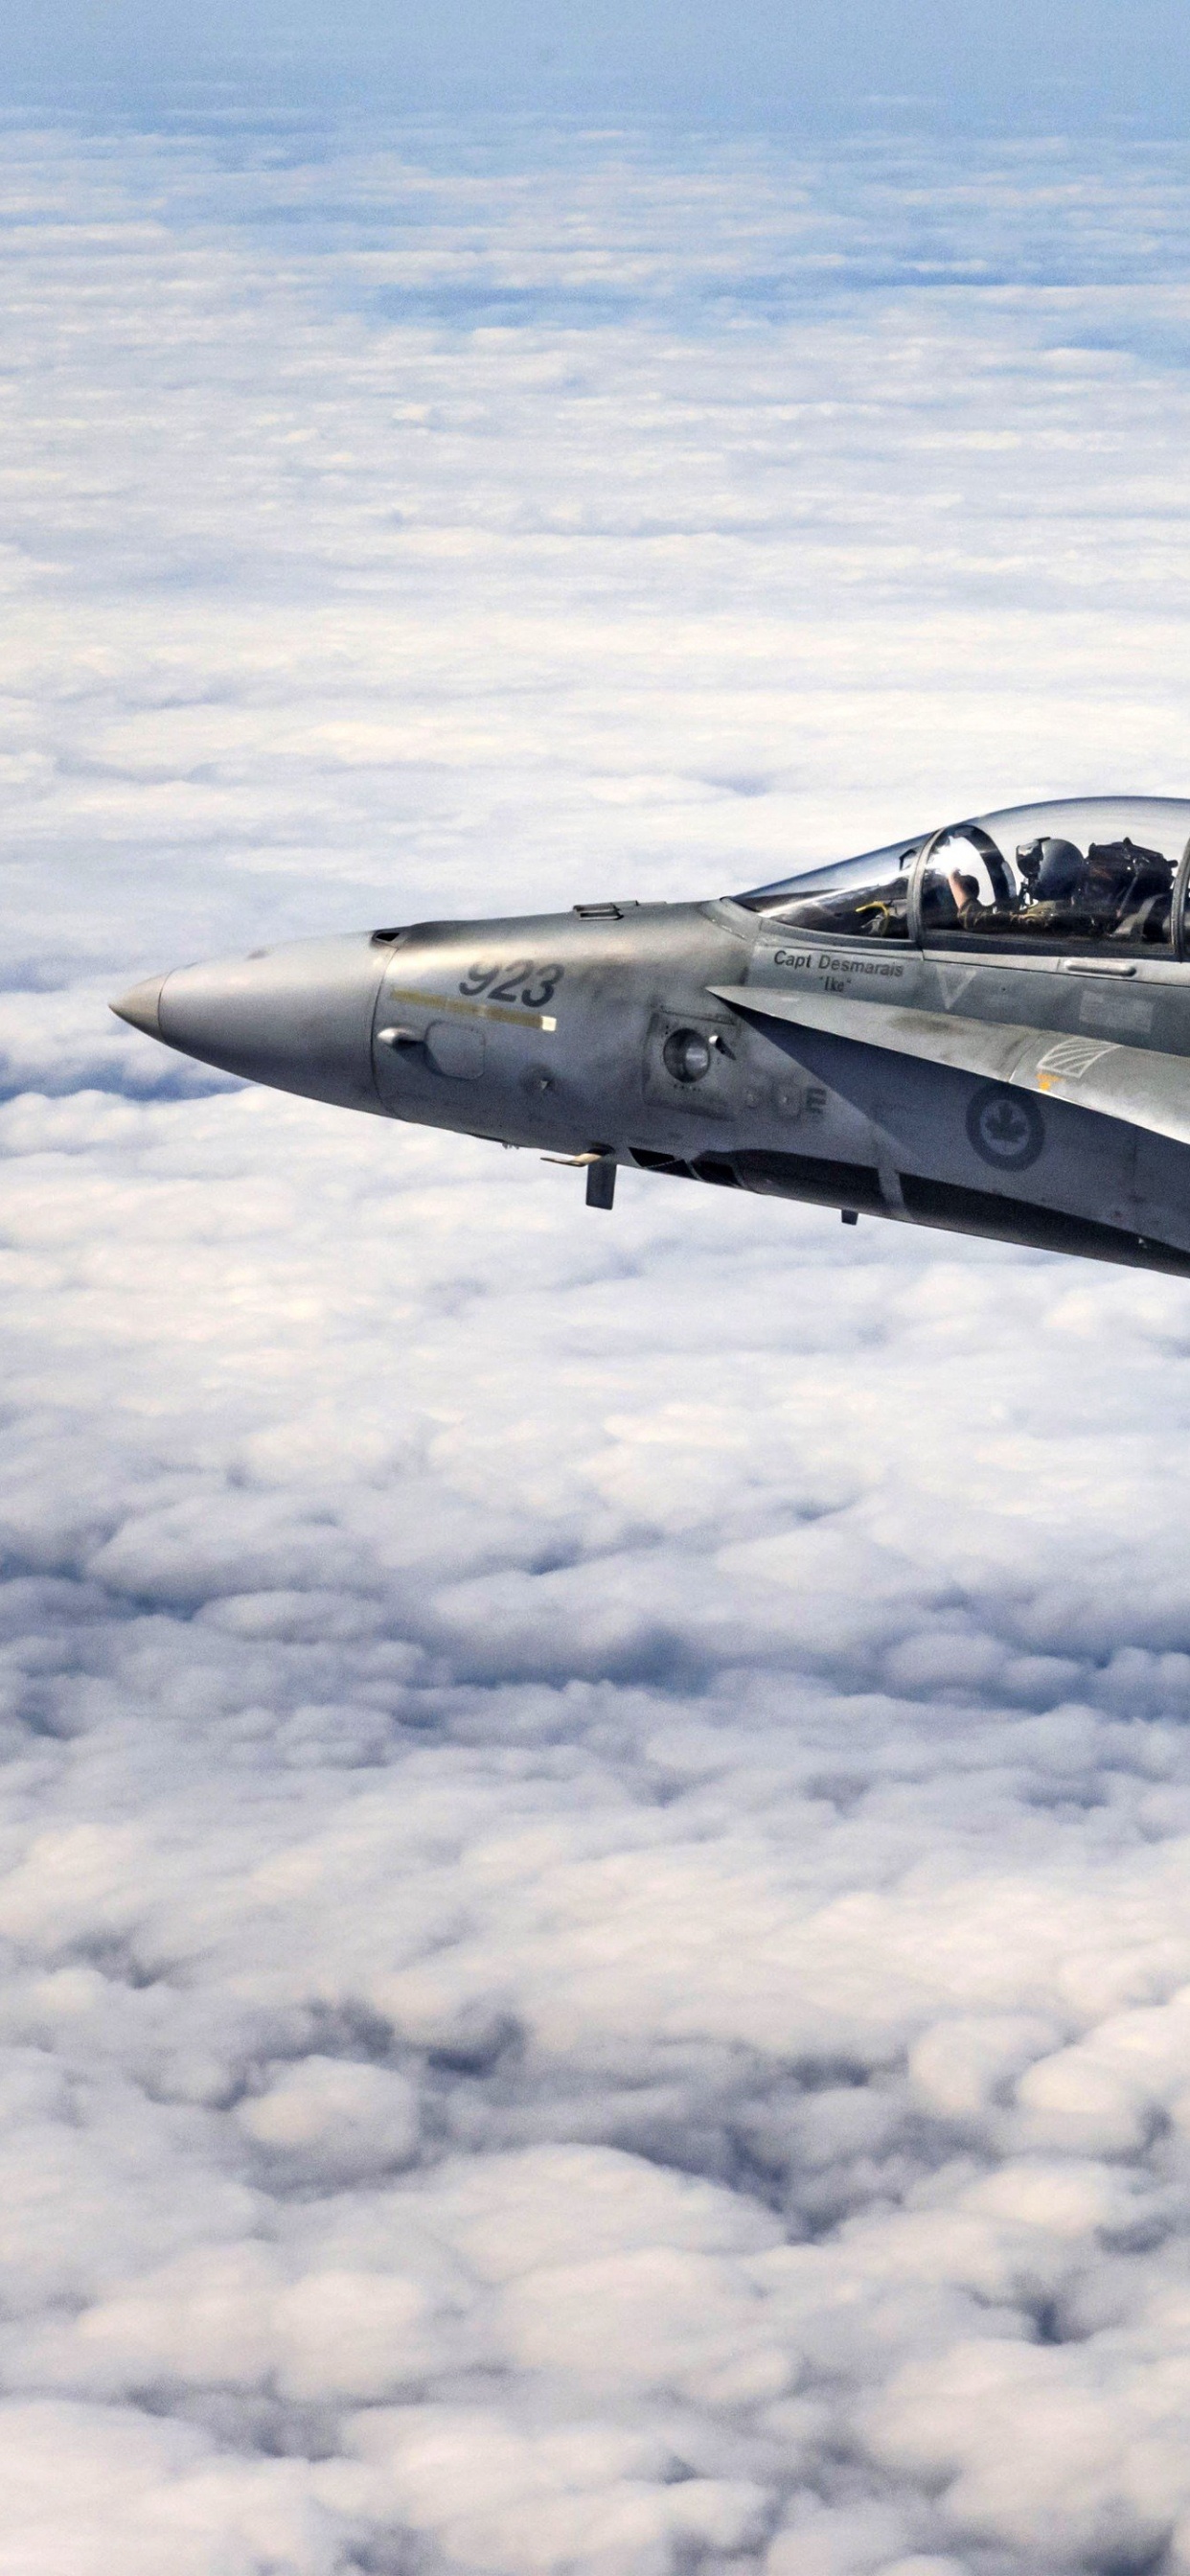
[113,794,1190,1279]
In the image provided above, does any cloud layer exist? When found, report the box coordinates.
[5,109,1190,2576]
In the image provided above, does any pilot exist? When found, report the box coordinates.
[947,866,985,927]
[1018,836,1084,902]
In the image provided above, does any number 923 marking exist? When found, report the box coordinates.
[458,961,564,1009]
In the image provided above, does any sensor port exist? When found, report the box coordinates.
[662,1027,714,1085]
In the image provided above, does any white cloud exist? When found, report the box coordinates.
[5,102,1190,2576]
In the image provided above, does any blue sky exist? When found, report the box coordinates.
[4,0,1190,133]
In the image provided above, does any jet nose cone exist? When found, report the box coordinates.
[110,973,166,1037]
[109,933,388,1117]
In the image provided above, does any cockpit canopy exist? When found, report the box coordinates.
[735,797,1190,954]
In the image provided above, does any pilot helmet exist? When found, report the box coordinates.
[1024,836,1084,900]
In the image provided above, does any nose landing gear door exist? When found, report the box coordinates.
[643,1011,740,1117]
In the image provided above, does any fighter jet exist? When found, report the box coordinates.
[112,794,1190,1276]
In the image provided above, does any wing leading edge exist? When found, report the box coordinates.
[708,982,1190,1151]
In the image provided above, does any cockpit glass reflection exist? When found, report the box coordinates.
[733,839,922,939]
[736,797,1190,954]
[921,800,1185,950]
